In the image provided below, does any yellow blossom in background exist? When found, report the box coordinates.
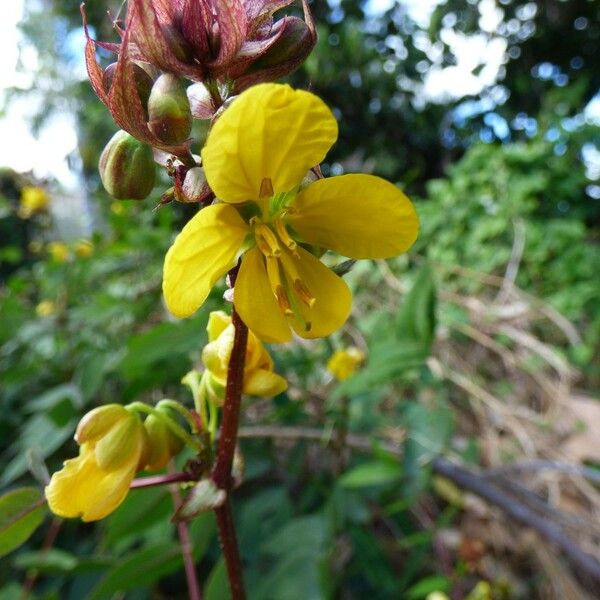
[327,347,365,381]
[47,241,70,263]
[163,83,419,343]
[202,311,287,401]
[36,300,56,318]
[426,594,450,600]
[45,405,146,521]
[74,239,94,258]
[18,186,48,218]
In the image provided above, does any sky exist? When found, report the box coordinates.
[0,0,597,191]
[0,0,82,189]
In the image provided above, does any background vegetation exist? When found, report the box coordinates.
[1,0,599,598]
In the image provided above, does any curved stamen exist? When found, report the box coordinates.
[253,220,281,258]
[274,219,297,252]
[266,257,292,315]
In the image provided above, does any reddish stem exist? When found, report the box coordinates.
[211,265,248,599]
[170,476,202,600]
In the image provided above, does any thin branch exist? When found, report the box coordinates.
[237,425,600,583]
[170,477,202,600]
[485,460,600,485]
[20,518,62,600]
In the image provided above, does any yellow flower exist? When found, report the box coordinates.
[45,405,146,522]
[74,239,94,258]
[202,311,287,400]
[327,347,365,381]
[36,300,56,317]
[163,83,419,342]
[19,186,48,218]
[47,241,70,263]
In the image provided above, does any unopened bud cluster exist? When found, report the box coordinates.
[85,0,316,202]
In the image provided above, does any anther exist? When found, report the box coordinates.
[275,285,293,316]
[274,219,297,251]
[259,177,274,199]
[294,279,316,308]
[254,222,281,257]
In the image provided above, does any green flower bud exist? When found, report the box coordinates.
[142,408,185,471]
[99,130,156,200]
[147,74,192,144]
[102,62,154,110]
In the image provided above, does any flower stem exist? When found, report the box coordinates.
[170,469,202,600]
[212,265,248,599]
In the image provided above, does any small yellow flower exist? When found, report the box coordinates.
[74,239,94,258]
[18,186,48,218]
[36,300,56,318]
[45,405,146,522]
[47,241,70,263]
[327,347,365,381]
[163,83,419,343]
[202,310,287,400]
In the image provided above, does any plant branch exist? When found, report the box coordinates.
[211,265,248,600]
[170,474,202,600]
[237,425,600,583]
[130,472,194,489]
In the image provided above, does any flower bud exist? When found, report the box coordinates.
[102,62,154,110]
[142,409,184,471]
[99,130,156,200]
[176,167,212,203]
[147,74,192,145]
[94,413,143,470]
[76,404,130,444]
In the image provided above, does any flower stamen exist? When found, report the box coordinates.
[274,219,297,251]
[266,257,293,316]
[253,220,281,258]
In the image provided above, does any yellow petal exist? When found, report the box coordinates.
[201,83,338,203]
[206,310,232,341]
[284,247,352,339]
[163,204,248,318]
[288,174,419,258]
[234,246,292,343]
[45,443,139,522]
[243,369,288,397]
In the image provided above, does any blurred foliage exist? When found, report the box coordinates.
[0,0,599,598]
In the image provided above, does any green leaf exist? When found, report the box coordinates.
[0,487,46,558]
[13,548,78,573]
[334,339,429,396]
[85,542,182,600]
[204,558,231,600]
[339,460,402,488]
[396,264,437,348]
[406,575,451,599]
[403,402,453,499]
[104,486,172,548]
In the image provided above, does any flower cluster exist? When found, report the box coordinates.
[45,404,186,521]
[46,1,420,526]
